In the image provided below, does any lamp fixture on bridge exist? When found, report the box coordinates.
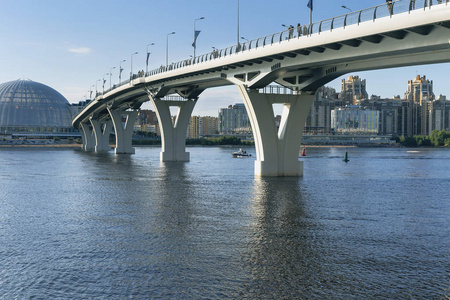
[130,52,138,80]
[241,37,249,42]
[341,5,352,11]
[103,73,110,93]
[89,85,94,100]
[341,6,353,24]
[146,43,155,73]
[193,17,205,58]
[95,79,101,95]
[166,32,176,66]
[119,59,126,84]
[109,67,115,90]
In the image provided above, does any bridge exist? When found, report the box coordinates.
[73,0,450,177]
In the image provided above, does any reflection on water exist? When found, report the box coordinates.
[0,147,449,298]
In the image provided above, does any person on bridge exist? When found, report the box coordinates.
[288,25,294,39]
[386,0,393,15]
[297,23,302,37]
[303,25,308,36]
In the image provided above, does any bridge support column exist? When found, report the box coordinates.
[90,119,113,152]
[149,96,197,162]
[237,85,315,177]
[80,122,95,151]
[107,108,138,154]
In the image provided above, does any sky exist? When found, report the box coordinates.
[1,0,449,116]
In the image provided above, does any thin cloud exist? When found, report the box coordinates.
[68,47,91,55]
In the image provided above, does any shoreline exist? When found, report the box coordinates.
[0,143,82,148]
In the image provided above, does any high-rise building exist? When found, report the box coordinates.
[187,116,201,138]
[305,86,338,134]
[360,98,408,135]
[187,116,219,138]
[200,116,218,136]
[428,99,450,132]
[137,109,157,126]
[405,75,435,105]
[404,75,435,135]
[218,103,251,134]
[339,76,368,105]
[331,106,379,134]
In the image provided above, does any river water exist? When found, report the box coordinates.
[0,146,449,299]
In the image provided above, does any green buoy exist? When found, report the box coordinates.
[343,151,349,162]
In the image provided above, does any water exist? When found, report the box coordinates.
[0,146,449,299]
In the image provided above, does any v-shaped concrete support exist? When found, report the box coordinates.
[149,96,197,161]
[237,85,315,176]
[89,119,113,152]
[107,108,139,154]
[80,123,95,152]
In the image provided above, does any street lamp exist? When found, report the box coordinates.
[237,0,240,45]
[193,17,205,58]
[166,32,175,66]
[109,67,115,89]
[130,52,138,80]
[95,79,101,95]
[146,43,155,73]
[341,5,352,12]
[103,73,109,93]
[341,6,353,24]
[89,85,94,99]
[119,59,126,84]
[241,37,249,42]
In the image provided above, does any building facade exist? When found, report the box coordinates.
[218,103,251,134]
[339,76,368,105]
[331,106,379,134]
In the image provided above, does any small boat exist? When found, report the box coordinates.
[232,148,251,158]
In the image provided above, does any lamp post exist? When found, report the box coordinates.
[95,79,101,95]
[130,52,138,80]
[166,32,175,66]
[241,37,249,42]
[119,59,126,84]
[103,73,109,93]
[341,6,353,24]
[89,85,94,99]
[193,17,204,58]
[146,43,154,74]
[237,0,240,45]
[109,67,115,89]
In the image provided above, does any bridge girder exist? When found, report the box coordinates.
[74,6,450,129]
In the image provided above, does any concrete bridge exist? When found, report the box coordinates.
[73,0,450,176]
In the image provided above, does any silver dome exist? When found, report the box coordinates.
[0,79,73,134]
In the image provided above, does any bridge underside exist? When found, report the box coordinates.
[74,3,450,176]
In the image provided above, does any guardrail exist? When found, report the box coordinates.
[259,85,296,95]
[95,0,447,98]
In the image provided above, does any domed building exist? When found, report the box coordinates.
[0,79,77,137]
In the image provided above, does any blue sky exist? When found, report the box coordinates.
[1,0,449,116]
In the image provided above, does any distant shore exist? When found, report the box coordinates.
[0,143,81,148]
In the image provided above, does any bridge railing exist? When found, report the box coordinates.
[259,85,296,95]
[98,0,447,98]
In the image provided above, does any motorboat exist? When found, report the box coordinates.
[232,148,251,158]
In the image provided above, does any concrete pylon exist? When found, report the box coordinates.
[237,85,315,176]
[149,96,197,162]
[107,108,138,154]
[80,122,95,151]
[89,119,113,152]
